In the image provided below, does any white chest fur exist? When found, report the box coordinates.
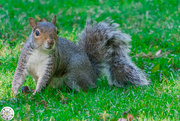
[26,49,50,81]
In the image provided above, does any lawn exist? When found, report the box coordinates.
[0,0,180,120]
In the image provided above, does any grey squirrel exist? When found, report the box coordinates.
[12,15,151,95]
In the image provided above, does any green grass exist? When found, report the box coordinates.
[0,0,180,120]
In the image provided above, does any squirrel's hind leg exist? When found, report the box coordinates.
[65,70,97,92]
[65,73,96,92]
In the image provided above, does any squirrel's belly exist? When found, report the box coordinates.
[26,49,50,80]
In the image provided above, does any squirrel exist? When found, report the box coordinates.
[12,15,151,95]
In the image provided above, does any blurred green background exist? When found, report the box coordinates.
[0,0,179,120]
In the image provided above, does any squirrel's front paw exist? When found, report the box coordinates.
[33,89,40,95]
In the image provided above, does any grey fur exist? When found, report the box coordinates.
[78,20,151,87]
[12,18,96,95]
[12,35,97,95]
[12,17,150,95]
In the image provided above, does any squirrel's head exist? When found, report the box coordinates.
[29,15,58,50]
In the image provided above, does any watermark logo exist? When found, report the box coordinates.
[1,107,14,120]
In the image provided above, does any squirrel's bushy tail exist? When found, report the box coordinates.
[78,20,151,87]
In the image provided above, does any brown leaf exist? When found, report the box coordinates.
[11,38,16,42]
[154,38,158,44]
[127,114,133,121]
[164,76,168,83]
[41,100,48,108]
[117,118,126,121]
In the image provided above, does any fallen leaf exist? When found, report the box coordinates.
[164,76,168,83]
[11,38,16,42]
[151,64,160,73]
[155,49,161,56]
[127,114,133,121]
[154,38,158,44]
[41,100,48,108]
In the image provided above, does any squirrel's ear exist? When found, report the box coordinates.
[29,17,37,28]
[51,15,56,25]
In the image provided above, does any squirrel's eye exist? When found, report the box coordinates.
[57,31,59,34]
[35,30,40,36]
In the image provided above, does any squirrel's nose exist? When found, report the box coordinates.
[47,40,54,46]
